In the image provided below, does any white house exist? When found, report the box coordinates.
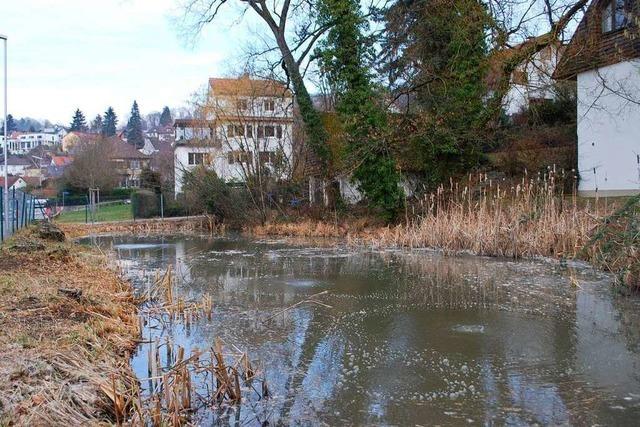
[0,176,27,191]
[554,0,640,196]
[504,43,565,116]
[0,155,32,176]
[174,75,294,194]
[0,130,62,155]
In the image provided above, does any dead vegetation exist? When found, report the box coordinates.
[250,171,639,289]
[128,265,270,425]
[58,216,214,240]
[0,222,139,425]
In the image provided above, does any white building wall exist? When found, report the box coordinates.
[504,46,562,116]
[0,164,29,176]
[504,84,530,116]
[576,60,640,196]
[174,146,216,194]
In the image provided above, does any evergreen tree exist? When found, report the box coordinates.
[159,106,173,127]
[126,101,144,148]
[318,0,403,221]
[382,0,489,185]
[2,114,16,133]
[69,109,88,131]
[90,114,103,133]
[102,107,118,137]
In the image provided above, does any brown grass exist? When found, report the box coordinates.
[58,215,214,239]
[252,171,619,262]
[372,171,605,259]
[0,223,140,425]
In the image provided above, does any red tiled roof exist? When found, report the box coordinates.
[108,140,150,159]
[22,176,42,187]
[0,176,23,188]
[51,155,73,167]
[554,0,640,79]
[209,75,291,97]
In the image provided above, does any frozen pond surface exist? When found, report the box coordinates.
[88,234,640,425]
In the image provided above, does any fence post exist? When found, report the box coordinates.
[13,198,17,233]
[160,193,164,219]
[12,187,16,233]
[0,187,3,242]
[21,191,26,228]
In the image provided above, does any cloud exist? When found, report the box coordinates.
[1,0,248,123]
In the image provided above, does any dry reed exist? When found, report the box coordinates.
[372,170,604,260]
[127,266,269,425]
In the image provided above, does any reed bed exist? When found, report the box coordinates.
[372,170,604,260]
[255,170,607,262]
[128,337,268,425]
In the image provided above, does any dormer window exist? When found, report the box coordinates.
[602,0,627,33]
[236,99,248,111]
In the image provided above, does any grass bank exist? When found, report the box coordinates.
[0,222,139,425]
[56,202,133,223]
[57,215,213,239]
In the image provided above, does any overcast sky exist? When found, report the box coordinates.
[0,0,253,125]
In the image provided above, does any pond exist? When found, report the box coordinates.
[86,234,640,425]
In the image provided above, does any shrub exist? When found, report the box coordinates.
[162,198,187,218]
[181,167,250,227]
[132,189,159,219]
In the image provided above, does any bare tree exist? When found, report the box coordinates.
[62,138,119,192]
[179,0,335,176]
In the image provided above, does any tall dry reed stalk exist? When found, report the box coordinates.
[364,170,608,260]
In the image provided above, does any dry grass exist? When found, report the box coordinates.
[0,223,140,425]
[58,216,214,240]
[253,171,625,262]
[372,171,605,259]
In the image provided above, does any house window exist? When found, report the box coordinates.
[130,160,141,169]
[276,125,283,139]
[226,124,245,138]
[264,100,275,111]
[264,125,275,137]
[188,152,206,165]
[227,151,253,164]
[602,0,627,33]
[246,125,253,138]
[236,99,248,111]
[259,151,276,165]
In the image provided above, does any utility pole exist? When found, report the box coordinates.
[1,34,8,235]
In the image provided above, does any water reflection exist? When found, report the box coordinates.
[85,234,640,425]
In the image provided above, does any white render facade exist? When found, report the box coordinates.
[0,131,62,155]
[576,60,640,196]
[504,44,564,116]
[174,76,294,195]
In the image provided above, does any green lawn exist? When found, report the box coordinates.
[56,203,133,223]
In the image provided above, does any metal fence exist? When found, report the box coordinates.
[0,187,40,242]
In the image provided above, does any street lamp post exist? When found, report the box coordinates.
[1,34,7,235]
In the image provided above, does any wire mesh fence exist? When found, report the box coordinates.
[50,192,169,224]
[0,187,41,242]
